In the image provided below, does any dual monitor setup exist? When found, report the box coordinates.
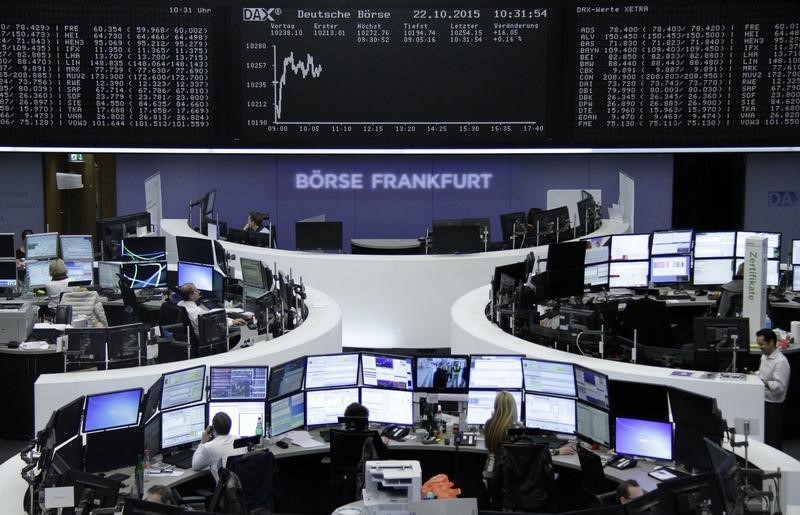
[3,232,95,289]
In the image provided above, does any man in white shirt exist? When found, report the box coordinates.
[192,412,244,480]
[177,283,245,336]
[756,328,791,450]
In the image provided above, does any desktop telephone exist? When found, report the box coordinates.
[382,425,410,441]
[454,432,477,446]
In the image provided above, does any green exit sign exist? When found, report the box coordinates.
[68,153,85,162]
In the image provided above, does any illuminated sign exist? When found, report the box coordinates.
[295,170,493,191]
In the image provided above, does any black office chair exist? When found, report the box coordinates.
[621,297,676,348]
[157,301,189,327]
[489,438,556,513]
[119,279,141,324]
[226,450,280,513]
[577,447,617,508]
[208,467,246,514]
[328,429,374,506]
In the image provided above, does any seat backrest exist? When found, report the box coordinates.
[329,429,373,469]
[208,467,247,514]
[226,450,279,512]
[157,301,188,326]
[491,439,556,513]
[577,446,606,495]
[60,290,108,327]
[622,297,672,347]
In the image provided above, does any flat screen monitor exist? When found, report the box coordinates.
[201,190,216,218]
[175,236,214,266]
[143,376,163,423]
[524,393,576,434]
[83,388,143,433]
[667,387,721,438]
[692,258,734,286]
[207,401,265,438]
[651,230,693,256]
[144,414,161,455]
[522,358,576,397]
[0,261,17,288]
[649,255,691,285]
[469,355,523,390]
[54,396,85,446]
[794,239,800,265]
[492,261,526,299]
[57,469,121,512]
[295,221,343,251]
[120,262,167,289]
[547,267,586,299]
[610,234,650,261]
[431,224,483,254]
[466,390,522,426]
[26,259,51,287]
[206,221,218,241]
[270,392,305,437]
[500,211,526,241]
[97,261,121,290]
[608,261,649,289]
[209,366,268,400]
[198,309,228,350]
[735,231,781,260]
[65,260,94,285]
[26,232,59,260]
[65,327,107,362]
[574,365,609,410]
[576,401,610,447]
[794,269,800,292]
[414,356,469,393]
[160,365,206,411]
[608,380,669,422]
[0,233,14,258]
[584,245,609,265]
[694,231,736,258]
[305,387,360,427]
[360,387,413,426]
[547,241,586,271]
[529,207,570,238]
[60,235,93,261]
[735,257,779,287]
[177,261,213,292]
[693,317,750,349]
[268,357,306,400]
[160,403,206,452]
[615,416,673,461]
[305,353,360,389]
[120,237,167,262]
[107,323,142,361]
[240,257,272,290]
[361,353,413,391]
[584,263,609,288]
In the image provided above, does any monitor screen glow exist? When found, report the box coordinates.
[305,353,359,389]
[160,365,205,411]
[693,232,736,258]
[361,353,413,391]
[610,234,650,261]
[60,235,94,261]
[161,404,206,450]
[209,366,268,400]
[65,260,94,285]
[268,357,305,400]
[469,355,523,390]
[26,233,59,260]
[574,366,609,410]
[466,390,522,426]
[576,401,610,447]
[735,258,779,287]
[615,417,673,460]
[83,388,143,433]
[26,259,52,287]
[649,255,691,285]
[120,262,167,289]
[305,387,360,427]
[794,270,800,292]
[793,240,800,266]
[584,245,610,265]
[692,259,734,286]
[735,232,781,260]
[270,392,305,436]
[360,388,413,426]
[177,262,213,292]
[207,401,265,438]
[523,359,576,397]
[651,230,693,256]
[584,263,609,287]
[415,356,469,392]
[98,262,121,289]
[608,261,649,289]
[524,393,576,434]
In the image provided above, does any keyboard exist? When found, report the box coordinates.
[529,435,568,449]
[656,294,692,301]
[162,449,194,469]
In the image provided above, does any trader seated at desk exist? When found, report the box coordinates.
[192,412,243,480]
[717,263,744,317]
[244,211,270,235]
[177,283,247,335]
[46,258,72,309]
[144,484,177,505]
[617,479,644,504]
[343,402,390,458]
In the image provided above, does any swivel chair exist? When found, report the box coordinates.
[489,438,557,512]
[328,429,374,507]
[577,447,617,507]
[226,450,279,512]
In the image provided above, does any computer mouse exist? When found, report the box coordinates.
[6,341,19,349]
[276,440,289,449]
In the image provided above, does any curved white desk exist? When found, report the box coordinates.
[450,285,800,511]
[162,218,628,349]
[33,287,341,432]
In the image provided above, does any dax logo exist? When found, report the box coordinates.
[243,7,280,21]
[768,191,800,207]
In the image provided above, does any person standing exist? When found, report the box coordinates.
[756,328,791,450]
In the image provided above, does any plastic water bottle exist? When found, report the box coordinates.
[255,416,264,443]
[765,315,773,330]
[142,448,151,473]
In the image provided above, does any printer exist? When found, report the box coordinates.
[0,301,37,344]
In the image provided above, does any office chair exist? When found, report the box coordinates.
[157,301,189,327]
[489,438,556,513]
[208,467,246,514]
[54,304,73,324]
[620,297,676,348]
[119,279,141,324]
[60,290,109,327]
[577,447,617,508]
[226,450,279,512]
[328,429,374,506]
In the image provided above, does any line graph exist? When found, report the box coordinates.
[272,46,323,122]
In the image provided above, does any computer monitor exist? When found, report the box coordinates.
[692,258,734,286]
[47,436,84,486]
[198,309,228,352]
[584,263,609,288]
[414,355,469,393]
[120,262,168,289]
[177,261,213,291]
[60,235,94,261]
[144,414,161,455]
[529,207,571,242]
[522,358,576,397]
[500,211,526,241]
[207,401,265,437]
[574,365,609,410]
[56,469,121,512]
[667,387,722,440]
[176,236,214,266]
[469,355,523,390]
[466,390,522,426]
[83,388,143,433]
[651,229,693,256]
[107,323,142,361]
[608,380,669,422]
[25,259,51,287]
[268,356,306,400]
[575,401,610,447]
[735,257,779,286]
[492,261,526,300]
[201,190,216,218]
[794,269,800,292]
[649,255,691,285]
[53,396,85,446]
[703,438,745,515]
[65,327,107,362]
[206,221,219,241]
[0,233,14,258]
[295,221,343,251]
[64,260,94,286]
[0,261,17,288]
[608,261,649,289]
[794,239,800,265]
[270,392,305,437]
[305,353,360,389]
[615,417,673,460]
[524,393,576,434]
[735,231,781,260]
[26,232,59,260]
[120,236,167,262]
[160,365,206,411]
[693,317,749,349]
[694,231,736,258]
[361,353,413,391]
[97,261,121,290]
[97,212,151,260]
[360,387,413,426]
[209,366,268,400]
[240,257,272,290]
[610,234,650,261]
[160,403,206,453]
[432,224,483,254]
[584,245,610,265]
[305,387,360,427]
[143,376,163,423]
